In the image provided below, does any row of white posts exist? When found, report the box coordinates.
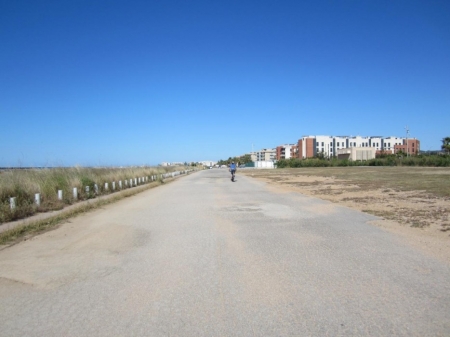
[9,170,191,210]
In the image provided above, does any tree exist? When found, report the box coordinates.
[442,137,450,154]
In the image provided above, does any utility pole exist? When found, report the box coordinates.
[405,126,410,157]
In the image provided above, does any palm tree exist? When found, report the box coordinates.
[442,137,450,154]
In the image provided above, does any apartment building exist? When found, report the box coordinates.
[334,136,348,152]
[253,148,276,162]
[315,135,335,158]
[382,137,404,153]
[369,136,383,151]
[275,144,297,160]
[394,138,420,155]
[348,136,371,148]
[298,136,316,159]
[279,135,420,160]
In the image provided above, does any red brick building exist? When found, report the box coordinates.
[394,139,420,155]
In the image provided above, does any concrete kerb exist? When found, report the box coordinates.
[0,172,193,235]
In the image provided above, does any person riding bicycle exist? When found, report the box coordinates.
[229,161,237,181]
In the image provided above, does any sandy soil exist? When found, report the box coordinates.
[243,171,450,263]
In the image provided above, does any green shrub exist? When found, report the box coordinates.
[275,155,450,168]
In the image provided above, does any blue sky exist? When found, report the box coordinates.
[1,0,449,166]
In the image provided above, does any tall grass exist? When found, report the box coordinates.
[0,166,184,223]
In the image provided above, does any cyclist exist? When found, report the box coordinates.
[229,161,237,181]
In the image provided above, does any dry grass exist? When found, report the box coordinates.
[0,178,168,246]
[0,166,187,223]
[242,167,450,232]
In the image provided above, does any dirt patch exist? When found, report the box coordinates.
[242,167,450,263]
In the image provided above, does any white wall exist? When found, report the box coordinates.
[315,136,334,157]
[333,136,348,154]
[255,161,275,169]
[369,137,382,150]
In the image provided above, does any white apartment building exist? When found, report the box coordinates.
[333,136,348,152]
[348,136,371,148]
[369,136,383,151]
[297,135,415,159]
[382,137,404,152]
[283,144,294,159]
[315,135,334,157]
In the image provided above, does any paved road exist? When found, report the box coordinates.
[1,169,449,336]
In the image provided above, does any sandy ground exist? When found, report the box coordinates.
[243,171,450,263]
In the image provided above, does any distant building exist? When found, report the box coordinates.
[160,162,185,166]
[276,144,297,160]
[289,135,420,159]
[394,139,420,155]
[337,147,377,161]
[254,148,276,162]
[200,161,217,167]
[382,137,404,152]
[298,136,316,159]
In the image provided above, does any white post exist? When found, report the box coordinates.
[134,178,137,186]
[85,186,90,194]
[119,180,122,189]
[58,190,63,200]
[94,184,99,194]
[73,187,78,200]
[105,182,109,191]
[10,197,16,210]
[35,193,41,206]
[138,177,141,184]
[112,181,116,191]
[129,179,133,187]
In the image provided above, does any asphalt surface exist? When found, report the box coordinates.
[0,169,449,336]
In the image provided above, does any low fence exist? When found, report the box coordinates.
[7,170,192,211]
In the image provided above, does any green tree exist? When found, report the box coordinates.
[442,137,450,154]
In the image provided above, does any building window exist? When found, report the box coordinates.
[316,142,319,146]
[321,142,324,146]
